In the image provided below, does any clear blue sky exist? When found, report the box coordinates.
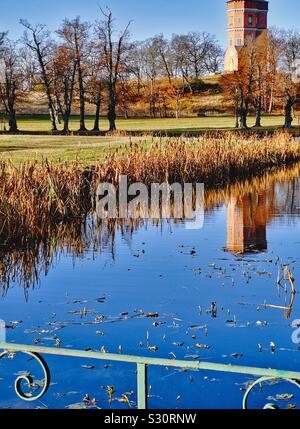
[1,0,299,48]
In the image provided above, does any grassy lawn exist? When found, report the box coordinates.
[0,135,141,164]
[0,114,299,164]
[2,114,298,133]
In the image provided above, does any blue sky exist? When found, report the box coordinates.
[1,0,299,48]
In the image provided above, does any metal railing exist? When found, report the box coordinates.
[0,341,300,409]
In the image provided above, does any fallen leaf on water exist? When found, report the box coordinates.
[231,353,244,358]
[147,313,159,318]
[116,394,131,408]
[267,393,294,401]
[107,386,116,402]
[83,394,90,404]
[256,321,268,327]
[148,346,158,352]
[195,344,210,350]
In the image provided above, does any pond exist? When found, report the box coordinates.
[0,164,300,409]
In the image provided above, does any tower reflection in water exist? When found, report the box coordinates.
[226,175,300,254]
[226,186,277,254]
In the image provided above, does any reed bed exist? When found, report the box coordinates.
[0,160,93,246]
[0,131,299,247]
[95,131,300,186]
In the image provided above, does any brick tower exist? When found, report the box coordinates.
[224,0,269,72]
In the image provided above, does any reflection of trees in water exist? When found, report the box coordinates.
[0,164,299,292]
[0,217,165,294]
[0,221,92,297]
[274,177,300,218]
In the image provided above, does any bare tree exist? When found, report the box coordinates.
[57,17,90,132]
[127,42,144,96]
[86,37,106,132]
[154,35,185,118]
[279,29,300,73]
[140,38,162,117]
[171,35,193,90]
[270,28,300,128]
[184,32,223,78]
[19,45,38,91]
[20,20,58,132]
[0,37,21,132]
[282,30,300,128]
[96,8,131,132]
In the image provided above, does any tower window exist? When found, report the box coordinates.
[248,15,253,25]
[236,39,242,46]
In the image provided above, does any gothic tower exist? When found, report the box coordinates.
[224,0,269,72]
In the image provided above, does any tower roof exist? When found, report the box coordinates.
[226,1,269,12]
[226,0,269,3]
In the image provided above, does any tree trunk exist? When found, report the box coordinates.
[149,78,156,118]
[63,115,70,134]
[268,86,274,114]
[6,82,18,132]
[255,96,262,128]
[238,93,249,129]
[8,109,18,132]
[93,94,101,132]
[284,96,294,129]
[62,61,77,134]
[108,87,117,132]
[149,94,155,118]
[55,102,61,125]
[36,50,57,132]
[74,32,86,132]
[175,93,180,119]
[78,68,86,132]
[239,108,248,129]
[235,105,239,129]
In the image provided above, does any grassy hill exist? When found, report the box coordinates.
[14,75,226,118]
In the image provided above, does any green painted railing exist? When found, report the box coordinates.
[0,342,300,409]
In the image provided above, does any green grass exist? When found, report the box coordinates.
[0,135,143,164]
[2,114,299,133]
[0,114,299,164]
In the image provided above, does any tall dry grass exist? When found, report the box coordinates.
[0,160,92,246]
[95,131,300,186]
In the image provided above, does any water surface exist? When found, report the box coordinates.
[0,165,300,409]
